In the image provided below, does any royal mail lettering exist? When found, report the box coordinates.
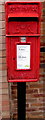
[9,5,38,13]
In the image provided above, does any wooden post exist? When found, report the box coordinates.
[17,82,26,120]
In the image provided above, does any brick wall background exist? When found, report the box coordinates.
[0,0,45,120]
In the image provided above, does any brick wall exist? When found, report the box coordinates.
[0,1,10,119]
[0,0,45,120]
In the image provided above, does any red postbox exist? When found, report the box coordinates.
[5,2,41,82]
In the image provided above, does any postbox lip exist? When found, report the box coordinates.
[8,13,39,18]
[5,1,41,4]
[8,79,38,82]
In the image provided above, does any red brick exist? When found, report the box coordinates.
[31,103,43,107]
[2,100,9,105]
[2,29,5,35]
[26,89,38,94]
[0,4,5,13]
[2,64,7,70]
[0,21,5,28]
[0,43,6,50]
[0,36,5,44]
[0,2,4,5]
[0,13,2,21]
[2,50,6,57]
[2,94,9,101]
[0,95,2,101]
[0,63,7,70]
[30,83,43,89]
[2,82,8,89]
[2,88,8,94]
[2,13,5,21]
[2,58,6,64]
[0,83,2,88]
[0,64,2,70]
[33,94,45,98]
[2,105,10,111]
[2,77,7,82]
[2,111,10,118]
[13,113,18,119]
[11,89,17,94]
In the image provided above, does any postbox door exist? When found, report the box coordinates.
[7,36,39,81]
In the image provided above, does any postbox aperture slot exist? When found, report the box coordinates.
[8,17,38,21]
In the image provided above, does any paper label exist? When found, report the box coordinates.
[17,45,30,69]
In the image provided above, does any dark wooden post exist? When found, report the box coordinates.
[17,82,26,120]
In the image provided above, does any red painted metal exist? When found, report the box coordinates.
[5,2,41,82]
